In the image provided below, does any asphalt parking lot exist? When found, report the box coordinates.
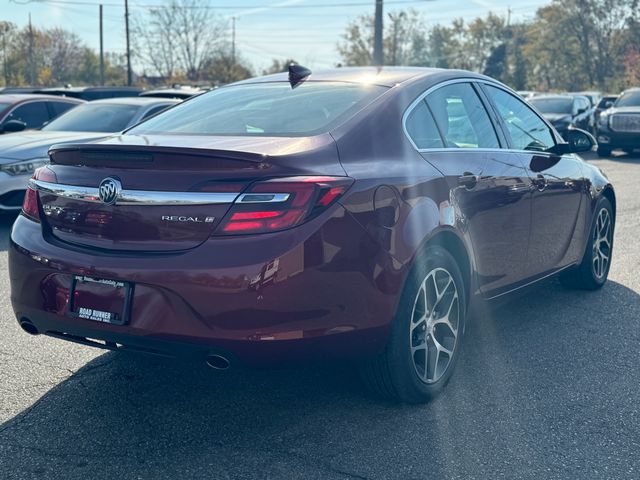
[0,151,638,480]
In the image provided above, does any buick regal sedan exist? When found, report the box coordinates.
[9,67,615,403]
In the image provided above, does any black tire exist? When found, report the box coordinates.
[560,196,614,290]
[597,147,612,157]
[359,245,467,403]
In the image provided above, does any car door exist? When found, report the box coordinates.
[410,81,532,295]
[574,97,591,131]
[481,83,587,278]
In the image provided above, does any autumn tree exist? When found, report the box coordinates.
[337,9,429,66]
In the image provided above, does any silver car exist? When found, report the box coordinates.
[0,97,180,211]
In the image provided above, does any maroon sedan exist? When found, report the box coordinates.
[9,67,615,402]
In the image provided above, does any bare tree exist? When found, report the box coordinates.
[134,0,226,82]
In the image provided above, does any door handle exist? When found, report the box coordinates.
[532,174,547,191]
[458,172,479,189]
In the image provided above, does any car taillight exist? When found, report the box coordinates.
[215,176,353,235]
[22,186,40,222]
[22,167,56,222]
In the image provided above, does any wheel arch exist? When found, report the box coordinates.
[601,185,616,219]
[407,228,473,308]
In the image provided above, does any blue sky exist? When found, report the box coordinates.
[2,0,550,72]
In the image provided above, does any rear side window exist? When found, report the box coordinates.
[405,100,444,149]
[426,83,499,149]
[5,101,50,128]
[49,101,78,117]
[128,82,388,137]
[484,85,555,152]
[140,104,171,120]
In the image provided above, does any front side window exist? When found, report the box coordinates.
[425,83,499,149]
[485,85,555,152]
[5,101,50,128]
[128,82,388,137]
[405,100,444,149]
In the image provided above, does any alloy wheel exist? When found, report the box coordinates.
[592,207,613,279]
[409,267,460,384]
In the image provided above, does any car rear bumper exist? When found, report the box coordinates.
[9,207,403,366]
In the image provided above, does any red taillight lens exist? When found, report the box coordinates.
[22,186,40,222]
[215,176,353,235]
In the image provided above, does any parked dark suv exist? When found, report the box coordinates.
[596,88,640,156]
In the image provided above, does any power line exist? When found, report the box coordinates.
[10,0,435,9]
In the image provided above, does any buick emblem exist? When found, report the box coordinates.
[98,177,121,205]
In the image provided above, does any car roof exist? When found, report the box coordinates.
[0,94,85,103]
[81,97,181,106]
[37,86,143,93]
[232,66,449,88]
[531,94,575,100]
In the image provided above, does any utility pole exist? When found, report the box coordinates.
[124,0,132,86]
[373,0,383,66]
[231,16,236,65]
[389,13,399,66]
[1,24,8,86]
[28,13,35,85]
[99,4,105,86]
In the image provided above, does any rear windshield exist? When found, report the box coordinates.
[615,90,640,107]
[42,103,139,132]
[530,97,573,114]
[128,81,388,137]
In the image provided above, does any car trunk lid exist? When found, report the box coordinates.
[37,134,343,252]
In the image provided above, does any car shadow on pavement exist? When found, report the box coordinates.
[0,214,17,251]
[1,279,639,479]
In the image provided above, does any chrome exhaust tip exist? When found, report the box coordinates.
[19,319,39,335]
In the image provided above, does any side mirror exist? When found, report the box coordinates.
[548,128,596,155]
[1,119,27,133]
[604,101,614,109]
[577,107,587,115]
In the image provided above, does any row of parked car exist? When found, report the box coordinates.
[517,88,640,157]
[0,86,203,211]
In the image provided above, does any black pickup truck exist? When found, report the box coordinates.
[596,88,640,156]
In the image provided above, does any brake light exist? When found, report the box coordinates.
[215,176,353,235]
[34,165,57,183]
[22,186,40,222]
